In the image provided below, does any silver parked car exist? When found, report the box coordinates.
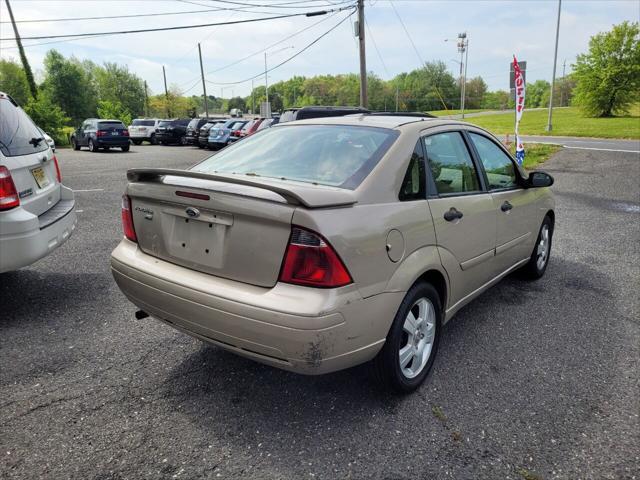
[111,114,554,392]
[0,92,76,273]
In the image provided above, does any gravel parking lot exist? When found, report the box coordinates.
[1,144,638,479]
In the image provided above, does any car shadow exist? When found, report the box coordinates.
[147,256,627,447]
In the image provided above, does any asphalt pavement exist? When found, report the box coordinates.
[1,144,638,480]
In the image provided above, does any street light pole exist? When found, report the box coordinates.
[546,0,562,131]
[457,32,468,119]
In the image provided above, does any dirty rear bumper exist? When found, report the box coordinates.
[110,239,403,374]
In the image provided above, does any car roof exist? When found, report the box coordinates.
[276,113,468,131]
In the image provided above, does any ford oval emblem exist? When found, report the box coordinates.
[185,207,200,218]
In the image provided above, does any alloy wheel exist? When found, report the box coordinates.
[536,224,550,270]
[399,297,436,379]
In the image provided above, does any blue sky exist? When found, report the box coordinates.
[1,0,638,98]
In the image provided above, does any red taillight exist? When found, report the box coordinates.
[52,155,62,183]
[96,130,107,137]
[121,194,137,242]
[279,227,352,288]
[0,166,20,211]
[122,129,130,137]
[232,130,241,136]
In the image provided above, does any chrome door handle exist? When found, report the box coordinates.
[444,207,463,222]
[501,201,513,212]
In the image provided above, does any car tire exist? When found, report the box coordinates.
[132,140,142,145]
[121,145,130,152]
[149,134,157,145]
[372,281,441,393]
[521,215,553,279]
[89,139,98,152]
[71,138,80,151]
[179,136,187,146]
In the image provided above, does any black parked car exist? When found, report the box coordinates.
[278,106,369,123]
[198,120,225,148]
[70,119,130,152]
[185,117,225,146]
[156,118,191,145]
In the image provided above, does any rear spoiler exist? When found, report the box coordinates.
[126,168,357,209]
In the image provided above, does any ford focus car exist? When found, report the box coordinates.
[111,114,554,392]
[0,92,76,273]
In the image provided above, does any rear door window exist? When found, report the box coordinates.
[423,132,481,195]
[0,98,49,157]
[399,141,426,201]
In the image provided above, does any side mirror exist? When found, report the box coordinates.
[526,171,554,188]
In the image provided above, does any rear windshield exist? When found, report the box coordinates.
[98,121,125,129]
[192,125,398,189]
[158,121,171,127]
[0,98,49,157]
[176,119,191,126]
[188,118,201,129]
[132,119,155,126]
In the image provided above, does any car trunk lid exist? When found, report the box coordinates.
[3,148,60,217]
[126,168,356,287]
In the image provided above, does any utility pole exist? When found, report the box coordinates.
[162,65,170,118]
[457,32,468,119]
[357,0,367,108]
[5,0,37,99]
[264,52,269,116]
[546,0,562,131]
[143,81,149,117]
[198,43,209,118]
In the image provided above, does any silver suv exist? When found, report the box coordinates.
[0,92,76,272]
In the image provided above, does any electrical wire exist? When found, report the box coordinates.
[364,16,389,77]
[388,0,423,66]
[0,5,253,24]
[205,8,355,86]
[175,9,336,90]
[0,5,354,41]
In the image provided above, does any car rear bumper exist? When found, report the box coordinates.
[110,239,402,374]
[156,133,181,144]
[96,138,130,147]
[0,186,77,272]
[184,135,198,145]
[130,132,151,140]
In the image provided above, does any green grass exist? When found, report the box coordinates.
[465,106,640,139]
[512,143,562,170]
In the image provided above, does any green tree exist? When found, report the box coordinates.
[41,50,97,125]
[23,93,70,144]
[0,58,31,105]
[465,76,488,109]
[525,80,550,108]
[228,96,247,112]
[481,90,510,110]
[573,21,640,117]
[94,62,145,119]
[96,99,132,126]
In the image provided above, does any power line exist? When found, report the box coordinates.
[388,0,423,66]
[364,16,388,77]
[205,8,355,86]
[0,5,354,41]
[175,9,337,90]
[0,5,251,24]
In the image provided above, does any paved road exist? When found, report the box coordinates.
[520,135,640,153]
[1,145,638,479]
